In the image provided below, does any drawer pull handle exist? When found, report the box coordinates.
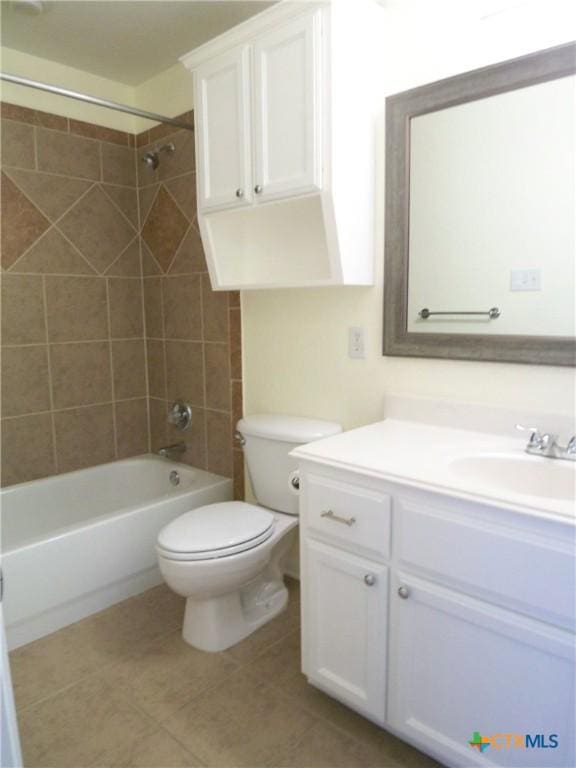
[398,585,410,600]
[364,574,376,587]
[320,509,356,527]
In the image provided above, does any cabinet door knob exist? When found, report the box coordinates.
[398,585,410,599]
[235,188,244,198]
[364,574,376,587]
[254,184,263,194]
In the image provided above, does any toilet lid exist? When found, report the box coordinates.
[157,501,275,560]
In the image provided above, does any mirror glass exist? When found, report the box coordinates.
[406,75,575,337]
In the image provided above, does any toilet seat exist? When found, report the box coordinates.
[157,501,275,562]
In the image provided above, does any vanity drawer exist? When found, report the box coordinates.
[304,474,391,560]
[396,497,576,629]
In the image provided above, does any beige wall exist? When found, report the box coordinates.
[242,5,576,431]
[0,48,138,133]
[0,49,195,135]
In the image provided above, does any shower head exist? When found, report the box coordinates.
[141,142,175,170]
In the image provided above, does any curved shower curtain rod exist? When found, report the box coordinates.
[0,73,195,131]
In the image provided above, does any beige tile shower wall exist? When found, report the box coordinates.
[0,103,148,486]
[136,116,244,499]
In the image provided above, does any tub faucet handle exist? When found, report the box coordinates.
[167,401,192,431]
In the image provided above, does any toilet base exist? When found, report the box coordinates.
[182,577,288,652]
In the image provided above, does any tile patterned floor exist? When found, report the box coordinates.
[10,580,441,768]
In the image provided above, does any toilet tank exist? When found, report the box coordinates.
[236,414,342,516]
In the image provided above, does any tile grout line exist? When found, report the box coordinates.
[164,220,193,275]
[133,143,153,454]
[158,260,169,448]
[104,278,118,459]
[161,183,193,275]
[99,182,139,234]
[1,396,149,422]
[5,180,98,273]
[103,235,139,277]
[3,162,135,188]
[163,172,196,224]
[3,337,149,349]
[2,113,134,148]
[98,138,104,185]
[40,274,59,473]
[1,400,230,422]
[13,626,182,716]
[32,125,38,171]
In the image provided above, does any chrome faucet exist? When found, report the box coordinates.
[158,442,186,459]
[516,425,576,462]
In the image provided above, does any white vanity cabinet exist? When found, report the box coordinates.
[389,572,575,768]
[300,473,392,724]
[304,539,388,724]
[297,460,576,768]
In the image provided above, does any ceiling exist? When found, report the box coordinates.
[0,1,275,85]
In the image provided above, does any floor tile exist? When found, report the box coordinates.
[10,585,184,709]
[18,676,154,768]
[246,631,442,768]
[90,726,204,767]
[99,630,239,722]
[162,669,315,768]
[276,720,401,768]
[11,579,439,768]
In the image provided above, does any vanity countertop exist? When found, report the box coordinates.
[292,419,576,522]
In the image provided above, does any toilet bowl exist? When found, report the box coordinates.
[156,414,341,652]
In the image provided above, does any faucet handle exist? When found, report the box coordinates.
[515,424,547,450]
[566,436,576,455]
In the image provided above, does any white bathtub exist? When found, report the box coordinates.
[0,455,232,649]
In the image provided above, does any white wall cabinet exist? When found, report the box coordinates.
[253,12,322,203]
[181,1,384,289]
[195,46,252,211]
[195,13,321,212]
[304,539,388,724]
[298,462,576,768]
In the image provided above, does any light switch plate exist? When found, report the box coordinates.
[348,327,365,358]
[510,269,541,291]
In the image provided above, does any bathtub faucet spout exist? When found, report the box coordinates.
[158,442,186,459]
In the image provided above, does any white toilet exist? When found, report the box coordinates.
[156,414,341,652]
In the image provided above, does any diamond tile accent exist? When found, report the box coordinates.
[141,186,188,272]
[11,228,95,275]
[165,174,196,222]
[1,173,50,269]
[138,184,159,221]
[102,184,139,227]
[105,239,141,277]
[5,169,92,222]
[141,239,162,275]
[58,186,136,274]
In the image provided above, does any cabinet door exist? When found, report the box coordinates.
[195,46,252,211]
[253,11,322,202]
[389,573,575,768]
[302,539,388,724]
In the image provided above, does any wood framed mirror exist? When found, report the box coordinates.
[383,42,576,366]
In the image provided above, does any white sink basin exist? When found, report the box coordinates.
[450,454,576,502]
